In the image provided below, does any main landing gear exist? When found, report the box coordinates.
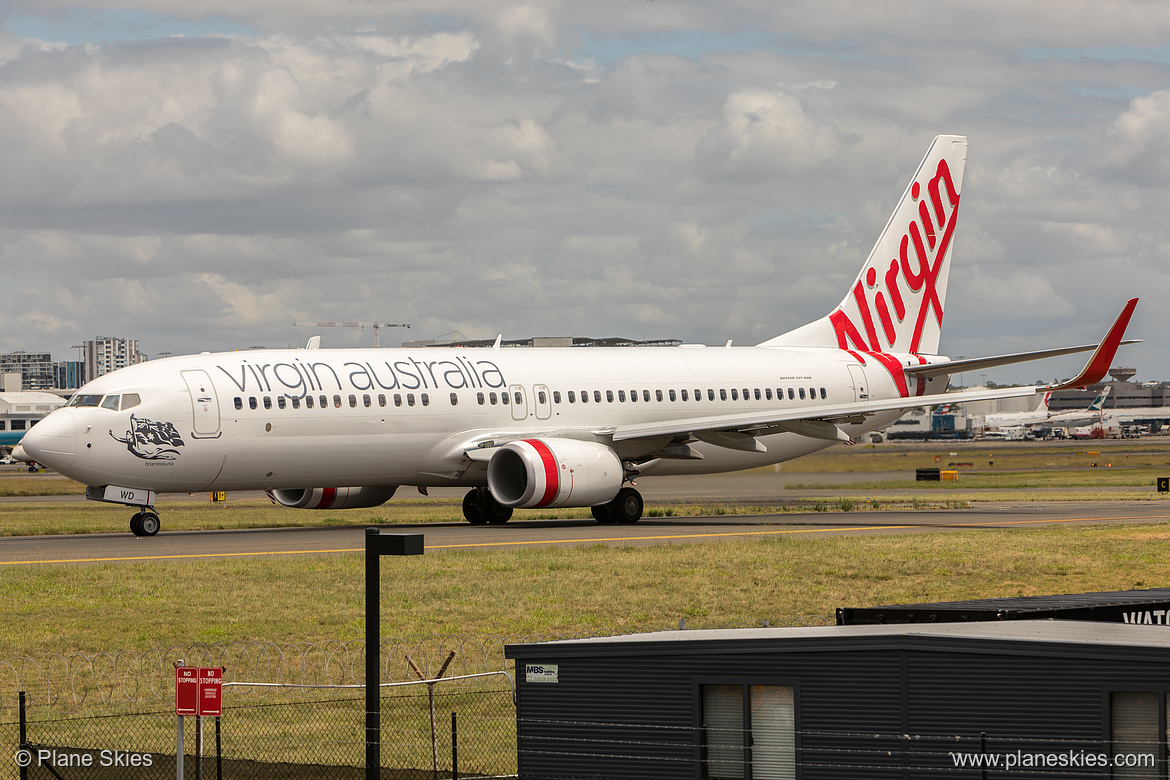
[130,510,161,537]
[462,488,514,525]
[590,487,644,524]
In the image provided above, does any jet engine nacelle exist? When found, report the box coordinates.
[269,486,399,510]
[487,438,623,509]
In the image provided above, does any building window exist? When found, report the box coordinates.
[1111,691,1159,779]
[701,683,795,780]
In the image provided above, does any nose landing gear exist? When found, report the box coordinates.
[130,510,161,537]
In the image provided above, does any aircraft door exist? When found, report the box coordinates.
[182,369,222,438]
[848,365,869,402]
[534,384,551,420]
[509,385,528,421]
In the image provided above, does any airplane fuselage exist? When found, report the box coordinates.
[29,344,925,495]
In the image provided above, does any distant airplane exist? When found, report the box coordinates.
[18,135,1140,536]
[1038,386,1112,429]
[982,391,1053,428]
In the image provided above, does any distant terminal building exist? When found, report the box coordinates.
[402,334,683,349]
[0,391,66,452]
[0,352,55,390]
[83,336,146,382]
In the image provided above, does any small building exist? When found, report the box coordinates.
[506,621,1170,778]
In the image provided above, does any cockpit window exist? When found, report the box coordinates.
[68,395,103,408]
[101,395,120,411]
[121,393,141,410]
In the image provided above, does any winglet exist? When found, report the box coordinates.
[1047,298,1138,390]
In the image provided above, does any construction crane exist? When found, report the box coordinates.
[293,321,411,347]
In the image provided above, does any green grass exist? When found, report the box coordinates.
[5,522,1170,659]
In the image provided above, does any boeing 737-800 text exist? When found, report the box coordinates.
[18,136,1138,535]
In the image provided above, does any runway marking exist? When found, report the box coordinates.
[5,511,1170,565]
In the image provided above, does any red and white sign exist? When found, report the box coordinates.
[175,666,223,716]
[175,666,199,715]
[199,667,223,716]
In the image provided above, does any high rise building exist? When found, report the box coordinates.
[0,352,55,390]
[83,337,146,382]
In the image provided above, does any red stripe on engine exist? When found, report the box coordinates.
[523,439,560,507]
[314,487,337,509]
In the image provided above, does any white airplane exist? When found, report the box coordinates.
[1039,386,1112,428]
[18,135,1140,536]
[982,391,1053,429]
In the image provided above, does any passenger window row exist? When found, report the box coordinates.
[233,386,830,412]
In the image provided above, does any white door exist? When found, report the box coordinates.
[182,370,221,438]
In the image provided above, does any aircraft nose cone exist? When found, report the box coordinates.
[21,411,76,472]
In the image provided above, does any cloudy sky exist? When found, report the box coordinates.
[1,1,1168,384]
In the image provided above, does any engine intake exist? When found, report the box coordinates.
[269,486,398,510]
[487,438,622,508]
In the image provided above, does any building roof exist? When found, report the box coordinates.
[506,619,1170,661]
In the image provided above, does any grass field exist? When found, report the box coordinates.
[2,438,1169,659]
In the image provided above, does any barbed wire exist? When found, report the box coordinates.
[2,618,834,713]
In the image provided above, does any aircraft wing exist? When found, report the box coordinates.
[610,385,1038,445]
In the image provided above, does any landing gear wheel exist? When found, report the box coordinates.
[462,490,488,525]
[591,505,616,524]
[130,510,161,537]
[477,489,513,525]
[609,487,644,524]
[139,511,160,536]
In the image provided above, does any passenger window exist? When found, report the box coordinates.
[553,391,561,404]
[681,389,689,401]
[567,391,576,403]
[799,388,806,400]
[378,394,386,407]
[656,390,664,402]
[643,390,650,402]
[629,390,637,403]
[708,389,715,401]
[731,389,739,401]
[101,395,120,410]
[291,396,300,409]
[618,390,626,402]
[363,395,372,408]
[820,387,827,400]
[349,395,357,408]
[306,395,315,409]
[421,393,430,406]
[394,394,403,407]
[320,395,328,408]
[788,388,795,400]
[277,397,287,409]
[593,391,601,403]
[501,392,510,405]
[541,391,549,404]
[754,389,761,401]
[669,389,676,401]
[407,394,416,407]
[606,390,614,403]
[477,392,485,405]
[489,392,497,405]
[765,388,773,400]
[720,389,728,401]
[122,393,141,410]
[234,397,243,411]
[808,387,816,399]
[450,393,458,406]
[264,396,272,410]
[580,391,588,404]
[249,397,257,410]
[334,395,342,408]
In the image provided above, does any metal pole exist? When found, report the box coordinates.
[177,659,185,780]
[451,712,457,780]
[366,528,381,780]
[215,717,222,780]
[195,716,203,780]
[19,692,28,780]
